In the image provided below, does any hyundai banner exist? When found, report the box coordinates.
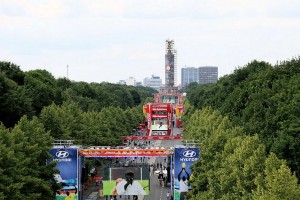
[174,147,200,200]
[49,148,79,200]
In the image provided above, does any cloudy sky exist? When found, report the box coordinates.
[1,0,300,84]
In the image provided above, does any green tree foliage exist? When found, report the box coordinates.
[131,86,156,104]
[128,89,142,105]
[39,102,84,140]
[0,124,17,199]
[0,61,154,127]
[0,117,58,199]
[186,107,300,199]
[186,58,300,177]
[56,77,72,90]
[39,102,144,146]
[0,60,156,198]
[253,153,300,199]
[0,72,32,127]
[24,70,61,115]
[59,82,155,112]
[0,61,25,85]
[81,111,112,145]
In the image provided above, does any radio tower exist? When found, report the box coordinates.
[165,39,177,87]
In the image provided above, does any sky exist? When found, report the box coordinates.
[1,0,300,85]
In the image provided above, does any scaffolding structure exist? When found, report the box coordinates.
[165,39,177,87]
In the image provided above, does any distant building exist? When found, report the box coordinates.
[198,66,218,84]
[181,67,199,87]
[125,77,136,86]
[117,80,126,85]
[181,66,218,87]
[143,75,162,90]
[135,81,143,86]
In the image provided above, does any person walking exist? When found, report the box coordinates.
[167,191,170,200]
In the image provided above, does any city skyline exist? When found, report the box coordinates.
[1,0,300,84]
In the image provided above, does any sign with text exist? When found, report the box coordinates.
[78,148,173,157]
[48,148,79,200]
[122,135,183,140]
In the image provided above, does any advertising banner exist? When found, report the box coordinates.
[174,147,200,200]
[48,148,79,200]
[122,135,183,140]
[78,148,173,157]
[103,166,150,196]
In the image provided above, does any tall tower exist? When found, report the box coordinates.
[165,39,177,87]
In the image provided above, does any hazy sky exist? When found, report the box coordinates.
[1,0,300,84]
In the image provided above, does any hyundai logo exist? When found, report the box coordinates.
[183,150,196,157]
[56,151,69,158]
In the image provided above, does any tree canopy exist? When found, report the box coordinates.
[0,61,155,198]
[1,56,300,198]
[185,107,300,199]
[185,57,300,178]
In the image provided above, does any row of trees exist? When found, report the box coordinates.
[0,61,156,128]
[185,57,300,178]
[39,102,144,146]
[184,107,300,199]
[0,61,154,199]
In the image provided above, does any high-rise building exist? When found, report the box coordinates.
[165,39,177,87]
[181,66,218,87]
[143,75,162,90]
[181,67,199,87]
[198,66,218,84]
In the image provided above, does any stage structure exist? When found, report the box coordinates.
[122,135,182,141]
[78,147,174,157]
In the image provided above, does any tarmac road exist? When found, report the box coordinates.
[144,127,182,200]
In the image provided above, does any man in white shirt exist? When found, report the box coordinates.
[116,170,146,196]
[178,164,190,200]
[179,177,189,193]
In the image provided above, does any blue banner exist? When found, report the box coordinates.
[49,148,79,200]
[174,147,200,200]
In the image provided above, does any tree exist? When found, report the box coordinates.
[0,61,25,85]
[0,117,59,199]
[185,57,300,179]
[11,116,58,199]
[253,153,300,199]
[0,72,32,127]
[39,102,84,140]
[24,70,61,115]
